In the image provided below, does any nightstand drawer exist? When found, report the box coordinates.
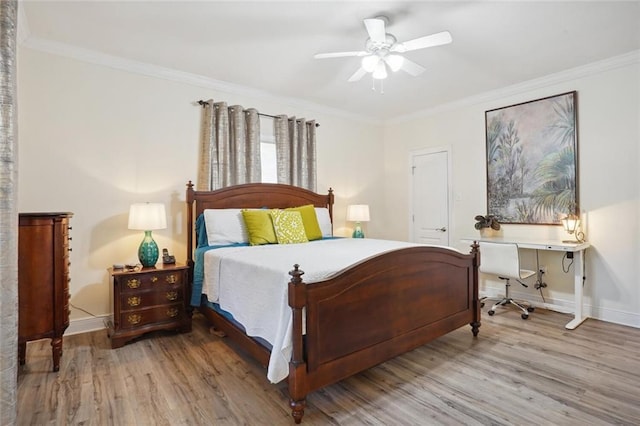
[117,270,183,292]
[108,263,191,348]
[120,287,184,310]
[119,304,184,329]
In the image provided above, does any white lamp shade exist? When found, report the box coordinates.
[361,55,380,72]
[347,204,370,222]
[372,61,387,80]
[385,54,404,72]
[128,203,167,230]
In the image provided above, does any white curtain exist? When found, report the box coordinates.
[0,1,19,423]
[274,116,317,191]
[197,100,261,190]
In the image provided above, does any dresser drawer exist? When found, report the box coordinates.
[117,270,183,292]
[118,304,184,329]
[120,287,184,310]
[109,263,191,348]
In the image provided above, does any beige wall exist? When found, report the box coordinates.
[17,48,385,328]
[381,58,640,327]
[17,46,640,330]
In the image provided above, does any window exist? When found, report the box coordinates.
[260,117,277,183]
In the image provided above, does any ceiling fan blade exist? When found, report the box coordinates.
[314,51,368,59]
[363,18,386,44]
[392,31,452,53]
[348,67,368,82]
[399,58,426,76]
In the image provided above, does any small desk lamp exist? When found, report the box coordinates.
[128,202,167,267]
[561,212,585,243]
[347,204,370,238]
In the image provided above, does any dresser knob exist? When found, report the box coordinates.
[68,237,73,241]
[127,314,142,325]
[127,279,140,289]
[127,296,141,307]
[68,248,72,252]
[166,291,178,301]
[151,276,158,283]
[166,308,179,318]
[166,274,177,284]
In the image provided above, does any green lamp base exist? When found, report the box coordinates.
[352,223,365,238]
[138,230,159,267]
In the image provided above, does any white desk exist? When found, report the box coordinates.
[464,236,590,329]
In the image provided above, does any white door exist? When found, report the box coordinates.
[410,149,450,245]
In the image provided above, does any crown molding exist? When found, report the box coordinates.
[19,35,376,125]
[18,28,639,127]
[388,50,640,125]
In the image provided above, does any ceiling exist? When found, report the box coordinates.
[20,1,640,121]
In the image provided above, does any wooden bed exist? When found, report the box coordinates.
[185,181,481,423]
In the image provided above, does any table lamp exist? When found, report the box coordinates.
[347,204,370,238]
[561,212,585,243]
[128,202,167,267]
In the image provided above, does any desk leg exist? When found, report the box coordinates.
[565,249,588,329]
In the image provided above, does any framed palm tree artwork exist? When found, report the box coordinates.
[484,91,578,225]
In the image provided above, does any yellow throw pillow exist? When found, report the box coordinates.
[286,204,323,241]
[241,209,277,246]
[270,209,309,244]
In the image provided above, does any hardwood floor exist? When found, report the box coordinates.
[17,308,640,425]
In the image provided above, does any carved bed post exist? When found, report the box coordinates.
[470,241,481,336]
[186,181,195,285]
[327,188,334,224]
[288,264,307,424]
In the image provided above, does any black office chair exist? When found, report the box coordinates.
[479,241,536,319]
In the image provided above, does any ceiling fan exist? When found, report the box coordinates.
[314,17,452,83]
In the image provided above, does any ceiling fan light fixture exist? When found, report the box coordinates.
[372,61,387,80]
[385,54,404,72]
[361,55,379,73]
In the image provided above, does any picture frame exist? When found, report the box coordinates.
[484,91,578,225]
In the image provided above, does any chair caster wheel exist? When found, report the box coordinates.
[521,313,529,319]
[527,307,535,312]
[488,310,495,316]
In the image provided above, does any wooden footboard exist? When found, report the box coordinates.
[288,244,480,422]
[186,181,480,424]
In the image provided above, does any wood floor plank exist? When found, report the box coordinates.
[17,309,640,425]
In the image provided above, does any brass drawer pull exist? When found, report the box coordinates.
[166,291,178,301]
[166,274,177,284]
[166,308,179,318]
[127,296,141,307]
[127,279,140,289]
[127,314,142,325]
[151,276,158,283]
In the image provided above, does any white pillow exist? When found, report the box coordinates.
[203,209,248,245]
[314,207,333,238]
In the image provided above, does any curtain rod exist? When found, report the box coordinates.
[197,100,319,127]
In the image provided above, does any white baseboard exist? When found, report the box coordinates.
[65,314,110,336]
[481,287,640,329]
[64,290,640,337]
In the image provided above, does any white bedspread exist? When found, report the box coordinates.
[203,238,438,383]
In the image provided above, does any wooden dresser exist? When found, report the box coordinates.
[108,263,191,349]
[18,212,73,372]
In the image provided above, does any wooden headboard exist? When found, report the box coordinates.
[185,181,334,268]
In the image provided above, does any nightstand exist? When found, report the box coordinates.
[107,263,191,349]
